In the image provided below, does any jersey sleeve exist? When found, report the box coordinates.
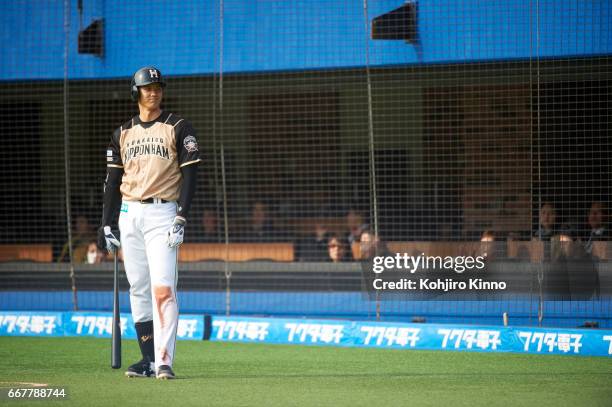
[107,127,123,168]
[175,121,201,168]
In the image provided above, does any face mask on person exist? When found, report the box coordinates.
[87,251,98,264]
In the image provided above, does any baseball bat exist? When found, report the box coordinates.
[111,247,121,369]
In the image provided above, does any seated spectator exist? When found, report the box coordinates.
[236,201,278,242]
[477,230,496,260]
[359,229,389,260]
[192,208,223,243]
[544,224,573,298]
[327,234,351,263]
[84,241,106,264]
[551,223,578,262]
[583,201,609,256]
[549,223,599,299]
[534,202,557,241]
[345,208,368,245]
[57,215,96,262]
[295,222,330,261]
[533,202,559,261]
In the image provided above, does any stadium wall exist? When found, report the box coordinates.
[1,311,611,357]
[1,0,610,80]
[1,291,610,329]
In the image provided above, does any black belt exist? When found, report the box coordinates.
[139,198,169,204]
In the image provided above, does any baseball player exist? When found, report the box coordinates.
[98,66,200,380]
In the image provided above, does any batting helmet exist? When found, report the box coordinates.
[131,66,166,101]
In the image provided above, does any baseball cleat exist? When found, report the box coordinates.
[156,365,176,380]
[125,359,155,378]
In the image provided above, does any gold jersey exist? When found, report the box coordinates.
[106,111,201,201]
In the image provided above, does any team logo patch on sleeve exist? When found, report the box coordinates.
[107,149,113,157]
[183,135,198,152]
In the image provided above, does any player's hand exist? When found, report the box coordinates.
[97,226,121,253]
[167,216,186,248]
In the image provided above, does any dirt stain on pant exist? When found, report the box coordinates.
[159,347,170,365]
[154,285,174,329]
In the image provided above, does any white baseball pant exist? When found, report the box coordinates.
[119,200,179,370]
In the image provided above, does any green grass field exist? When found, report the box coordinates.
[1,337,611,406]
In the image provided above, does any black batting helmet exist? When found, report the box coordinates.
[131,66,166,101]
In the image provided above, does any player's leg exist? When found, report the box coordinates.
[118,201,155,377]
[143,202,179,379]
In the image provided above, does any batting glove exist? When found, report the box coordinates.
[167,216,186,248]
[97,226,121,253]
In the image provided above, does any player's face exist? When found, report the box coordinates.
[138,83,163,109]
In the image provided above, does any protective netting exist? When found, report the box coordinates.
[0,1,610,326]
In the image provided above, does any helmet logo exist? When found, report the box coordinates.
[149,69,159,79]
